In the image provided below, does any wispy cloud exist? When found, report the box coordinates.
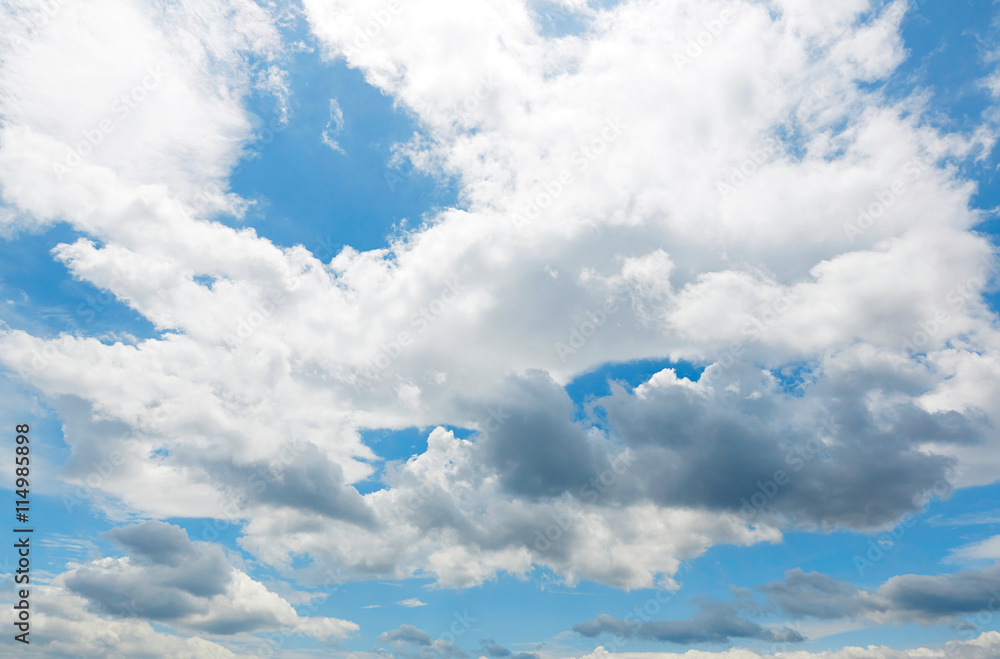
[946,536,1000,563]
[321,98,345,154]
[397,598,428,608]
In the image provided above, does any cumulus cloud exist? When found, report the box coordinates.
[0,0,998,630]
[760,564,1000,624]
[0,583,258,659]
[58,521,357,641]
[378,624,469,659]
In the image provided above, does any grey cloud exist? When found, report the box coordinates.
[193,442,375,527]
[66,521,232,621]
[761,564,1000,622]
[198,609,286,635]
[254,444,374,524]
[573,601,804,645]
[598,372,971,529]
[480,640,511,656]
[49,521,359,647]
[106,520,196,567]
[378,624,433,646]
[427,639,471,659]
[65,571,208,620]
[378,625,469,659]
[573,613,634,638]
[878,564,1000,619]
[478,640,536,659]
[356,357,990,591]
[470,370,608,498]
[758,568,876,619]
[452,359,983,534]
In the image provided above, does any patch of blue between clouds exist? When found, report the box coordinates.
[318,481,1000,656]
[355,425,474,495]
[530,0,625,38]
[6,1,1000,654]
[866,0,1000,237]
[243,4,1000,653]
[567,358,705,429]
[771,361,819,397]
[685,481,1000,653]
[354,359,704,487]
[0,224,160,344]
[227,16,458,261]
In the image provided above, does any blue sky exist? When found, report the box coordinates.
[1,0,1000,657]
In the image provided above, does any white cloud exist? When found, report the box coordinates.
[1,584,257,659]
[0,0,998,602]
[322,97,346,153]
[398,598,428,607]
[51,521,357,643]
[0,0,286,221]
[947,535,1000,563]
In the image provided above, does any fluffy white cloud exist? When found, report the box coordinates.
[0,521,357,657]
[0,0,998,606]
